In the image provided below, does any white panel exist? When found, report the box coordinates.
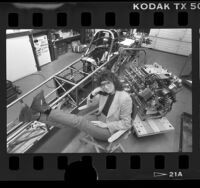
[147,29,192,56]
[154,38,179,54]
[176,42,192,56]
[182,29,192,42]
[7,35,37,82]
[157,29,186,40]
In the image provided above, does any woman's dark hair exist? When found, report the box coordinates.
[97,69,123,91]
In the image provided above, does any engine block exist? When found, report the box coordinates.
[120,62,182,120]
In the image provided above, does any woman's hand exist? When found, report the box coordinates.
[87,87,102,105]
[91,121,108,128]
[91,87,103,96]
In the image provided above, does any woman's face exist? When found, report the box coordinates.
[100,80,115,94]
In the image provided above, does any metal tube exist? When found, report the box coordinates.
[7,121,23,135]
[45,83,66,98]
[54,75,76,86]
[54,78,67,93]
[7,122,32,143]
[49,60,110,107]
[68,66,89,75]
[11,132,46,147]
[85,29,115,56]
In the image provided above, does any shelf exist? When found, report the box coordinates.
[53,34,81,44]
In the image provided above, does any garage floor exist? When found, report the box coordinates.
[10,48,192,153]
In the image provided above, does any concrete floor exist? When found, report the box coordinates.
[9,49,192,153]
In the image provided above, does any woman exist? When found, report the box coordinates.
[19,70,133,141]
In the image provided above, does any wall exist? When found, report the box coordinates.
[143,29,192,56]
[6,34,38,82]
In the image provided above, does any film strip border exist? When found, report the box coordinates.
[0,2,199,28]
[8,155,189,170]
[5,11,191,27]
[1,154,199,180]
[0,2,200,181]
